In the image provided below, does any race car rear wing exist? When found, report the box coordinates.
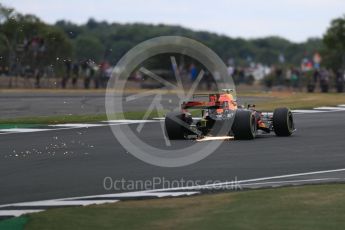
[182,101,226,109]
[192,93,220,99]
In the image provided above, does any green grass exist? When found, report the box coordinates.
[0,216,28,230]
[0,110,166,125]
[0,114,107,125]
[0,124,44,129]
[246,92,345,111]
[0,92,344,125]
[19,184,345,230]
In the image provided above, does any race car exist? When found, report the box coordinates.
[165,90,295,140]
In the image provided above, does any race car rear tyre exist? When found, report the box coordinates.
[231,110,257,140]
[165,112,192,140]
[273,107,294,136]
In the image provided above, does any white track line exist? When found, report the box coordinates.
[6,200,119,207]
[1,107,345,134]
[1,168,344,218]
[0,128,51,133]
[50,124,105,128]
[2,168,345,208]
[240,178,342,187]
[0,210,44,217]
[140,168,345,192]
[0,192,198,217]
[62,191,198,201]
[105,120,157,123]
[0,191,197,209]
[292,109,327,113]
[0,120,159,135]
[197,136,234,142]
[314,106,345,111]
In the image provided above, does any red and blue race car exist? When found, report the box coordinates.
[165,90,295,140]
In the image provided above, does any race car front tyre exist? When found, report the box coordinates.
[165,112,192,140]
[273,107,294,136]
[231,110,257,140]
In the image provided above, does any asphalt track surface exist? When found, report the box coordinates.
[1,110,345,205]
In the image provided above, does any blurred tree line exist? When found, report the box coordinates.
[55,18,323,67]
[260,14,345,93]
[323,15,345,70]
[1,2,344,90]
[0,4,72,81]
[0,4,324,73]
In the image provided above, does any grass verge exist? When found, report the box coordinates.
[0,110,166,126]
[0,92,344,125]
[18,184,345,230]
[243,92,345,111]
[0,216,28,230]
